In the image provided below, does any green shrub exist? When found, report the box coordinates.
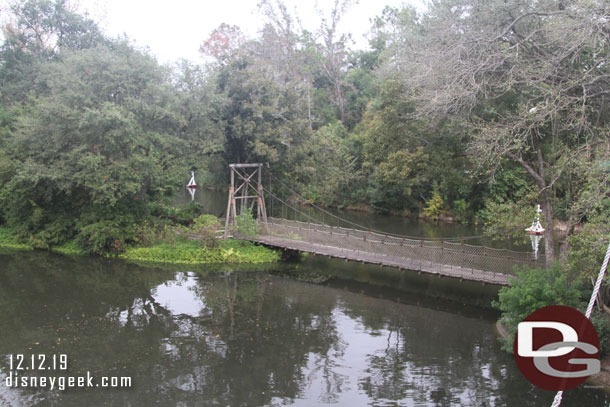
[19,214,76,250]
[190,214,220,248]
[52,240,87,255]
[133,221,178,246]
[147,202,180,218]
[590,314,610,358]
[0,226,32,250]
[77,219,135,255]
[478,190,540,241]
[192,214,220,230]
[493,263,584,352]
[422,190,444,219]
[567,213,610,280]
[178,202,206,220]
[452,199,469,222]
[229,213,261,238]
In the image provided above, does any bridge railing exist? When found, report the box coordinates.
[261,217,545,276]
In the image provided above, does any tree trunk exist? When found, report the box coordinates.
[558,216,574,264]
[539,188,555,268]
[559,236,570,265]
[512,142,557,267]
[306,82,313,133]
[334,80,345,124]
[534,141,555,267]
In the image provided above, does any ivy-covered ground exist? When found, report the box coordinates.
[119,239,279,265]
[0,224,279,265]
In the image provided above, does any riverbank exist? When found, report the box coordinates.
[0,226,279,265]
[119,238,279,264]
[0,227,34,250]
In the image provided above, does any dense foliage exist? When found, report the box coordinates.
[0,1,221,253]
[0,0,607,277]
[494,263,610,356]
[493,264,585,351]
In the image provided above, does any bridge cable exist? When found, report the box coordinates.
[260,184,544,264]
[262,187,327,224]
[265,169,486,242]
[550,240,610,407]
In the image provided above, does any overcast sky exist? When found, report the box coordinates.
[70,0,426,64]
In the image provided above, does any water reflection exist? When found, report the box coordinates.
[0,252,607,406]
[152,272,207,318]
[530,234,542,260]
[187,187,196,201]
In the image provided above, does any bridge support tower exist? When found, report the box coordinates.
[224,163,268,238]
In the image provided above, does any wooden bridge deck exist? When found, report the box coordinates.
[251,234,511,285]
[236,218,544,286]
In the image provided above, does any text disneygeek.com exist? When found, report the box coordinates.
[3,354,131,391]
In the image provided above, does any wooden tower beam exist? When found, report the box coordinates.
[224,163,268,238]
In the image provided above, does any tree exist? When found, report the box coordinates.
[0,42,188,252]
[171,60,228,180]
[3,0,103,54]
[393,0,610,265]
[201,16,313,176]
[199,23,245,63]
[315,0,356,125]
[0,0,104,104]
[257,0,317,132]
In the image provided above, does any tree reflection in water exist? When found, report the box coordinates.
[0,251,607,406]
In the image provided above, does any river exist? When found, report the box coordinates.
[0,189,606,406]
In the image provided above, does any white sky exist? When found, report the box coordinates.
[72,0,426,64]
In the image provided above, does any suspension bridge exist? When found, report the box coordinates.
[220,163,545,285]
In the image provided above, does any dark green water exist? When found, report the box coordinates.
[0,250,608,406]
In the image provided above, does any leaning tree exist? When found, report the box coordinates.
[392,0,609,265]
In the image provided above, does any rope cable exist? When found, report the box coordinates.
[266,169,487,242]
[261,186,326,224]
[254,182,545,259]
[261,185,538,260]
[550,240,610,407]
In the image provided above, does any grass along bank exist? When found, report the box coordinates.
[0,226,33,250]
[119,238,279,265]
[0,220,280,265]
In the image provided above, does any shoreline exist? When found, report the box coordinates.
[0,226,280,266]
[307,201,576,234]
[119,238,280,265]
